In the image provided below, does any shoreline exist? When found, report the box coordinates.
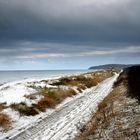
[0,70,92,85]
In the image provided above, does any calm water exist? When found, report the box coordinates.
[0,70,92,84]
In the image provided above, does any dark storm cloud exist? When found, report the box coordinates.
[0,0,140,69]
[0,0,140,43]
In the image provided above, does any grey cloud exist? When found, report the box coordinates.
[0,0,140,43]
[0,41,140,62]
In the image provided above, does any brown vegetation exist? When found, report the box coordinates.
[11,88,77,116]
[0,103,7,111]
[51,70,116,89]
[10,102,39,116]
[35,96,56,111]
[0,113,11,129]
[35,88,77,111]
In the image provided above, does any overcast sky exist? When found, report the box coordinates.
[0,0,140,70]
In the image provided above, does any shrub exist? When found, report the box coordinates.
[54,88,76,101]
[84,79,98,88]
[35,88,77,112]
[51,77,72,86]
[66,89,77,96]
[11,102,39,116]
[0,103,7,111]
[77,87,82,92]
[78,84,86,90]
[36,96,56,110]
[0,113,11,129]
[75,75,87,81]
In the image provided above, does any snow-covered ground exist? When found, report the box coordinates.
[0,77,60,105]
[0,71,90,105]
[0,74,119,140]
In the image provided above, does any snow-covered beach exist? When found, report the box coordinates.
[0,70,119,140]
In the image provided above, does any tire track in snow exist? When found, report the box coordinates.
[6,74,118,140]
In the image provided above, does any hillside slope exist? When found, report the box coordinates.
[89,64,137,70]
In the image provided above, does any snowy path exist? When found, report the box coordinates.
[5,74,118,140]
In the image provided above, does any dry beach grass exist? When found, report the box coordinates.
[0,113,11,129]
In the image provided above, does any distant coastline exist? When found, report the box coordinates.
[88,64,139,70]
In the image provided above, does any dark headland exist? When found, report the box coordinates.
[88,64,138,70]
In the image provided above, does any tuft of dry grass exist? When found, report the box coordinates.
[77,84,86,90]
[0,113,11,129]
[35,96,56,111]
[84,79,98,88]
[10,102,39,116]
[0,103,7,111]
[36,88,77,109]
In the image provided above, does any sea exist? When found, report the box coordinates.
[0,70,92,85]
